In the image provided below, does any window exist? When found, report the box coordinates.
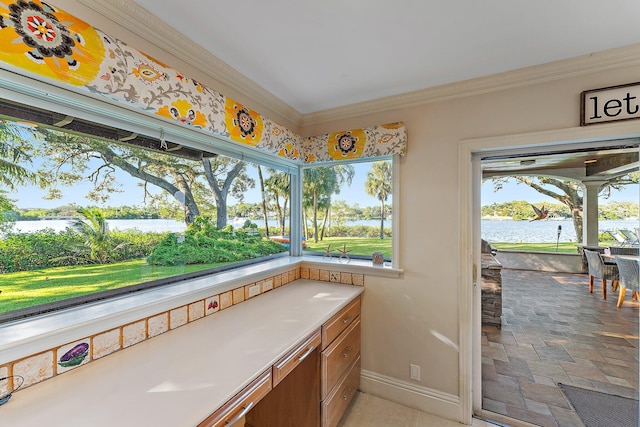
[0,113,291,321]
[301,159,393,264]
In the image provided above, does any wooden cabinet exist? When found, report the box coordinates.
[198,369,272,427]
[320,296,361,427]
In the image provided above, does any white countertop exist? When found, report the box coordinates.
[1,280,363,427]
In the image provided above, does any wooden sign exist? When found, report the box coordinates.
[581,82,640,126]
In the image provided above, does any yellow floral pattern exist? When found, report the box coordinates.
[0,1,407,163]
[0,0,104,85]
[224,98,263,146]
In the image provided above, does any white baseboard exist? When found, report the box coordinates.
[359,369,463,423]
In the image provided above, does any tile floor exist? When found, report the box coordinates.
[338,392,496,427]
[482,269,639,427]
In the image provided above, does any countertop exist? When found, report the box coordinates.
[1,280,364,426]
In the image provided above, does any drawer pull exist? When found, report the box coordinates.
[342,346,353,358]
[343,387,353,400]
[225,401,254,426]
[342,315,353,324]
[297,346,315,362]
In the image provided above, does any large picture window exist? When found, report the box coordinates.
[0,116,291,321]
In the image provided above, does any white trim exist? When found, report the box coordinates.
[459,119,640,422]
[360,369,461,422]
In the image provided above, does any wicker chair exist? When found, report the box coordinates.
[614,256,639,308]
[584,249,618,300]
[608,246,639,256]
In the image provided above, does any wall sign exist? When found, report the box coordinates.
[581,82,640,126]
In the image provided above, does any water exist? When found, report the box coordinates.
[8,218,637,243]
[482,219,639,243]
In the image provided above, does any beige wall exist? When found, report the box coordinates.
[27,2,640,423]
[301,65,640,420]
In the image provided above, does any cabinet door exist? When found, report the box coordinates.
[198,370,272,427]
[321,297,361,349]
[245,344,320,427]
[322,356,360,427]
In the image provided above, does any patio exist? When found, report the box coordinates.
[481,268,639,427]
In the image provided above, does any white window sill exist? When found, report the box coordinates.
[0,255,401,365]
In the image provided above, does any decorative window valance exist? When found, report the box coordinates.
[0,0,406,164]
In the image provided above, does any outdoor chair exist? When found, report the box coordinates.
[608,246,639,256]
[614,256,639,308]
[619,229,640,246]
[605,230,629,247]
[584,249,618,300]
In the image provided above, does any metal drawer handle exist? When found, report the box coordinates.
[225,401,254,425]
[342,315,352,324]
[297,346,315,362]
[342,347,353,358]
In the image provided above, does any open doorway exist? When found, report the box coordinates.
[478,143,639,426]
[461,123,640,425]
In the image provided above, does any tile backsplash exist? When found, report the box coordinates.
[2,267,364,394]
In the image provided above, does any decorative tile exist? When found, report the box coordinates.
[281,272,289,285]
[188,300,205,322]
[148,312,169,337]
[245,283,261,299]
[205,295,220,315]
[320,269,330,282]
[0,366,9,396]
[232,287,245,304]
[330,271,341,282]
[123,321,146,348]
[220,291,233,309]
[14,351,54,387]
[300,267,310,279]
[93,328,121,359]
[288,270,296,282]
[340,272,352,285]
[170,306,188,329]
[56,341,90,373]
[352,274,364,286]
[309,268,319,280]
[262,278,274,292]
[274,274,282,288]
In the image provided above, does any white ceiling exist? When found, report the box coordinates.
[130,1,640,114]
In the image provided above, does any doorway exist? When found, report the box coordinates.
[458,121,640,426]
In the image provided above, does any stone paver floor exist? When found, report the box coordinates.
[482,269,639,427]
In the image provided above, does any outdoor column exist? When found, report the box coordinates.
[581,180,607,246]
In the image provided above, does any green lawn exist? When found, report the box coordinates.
[490,241,615,253]
[304,237,392,258]
[0,259,220,313]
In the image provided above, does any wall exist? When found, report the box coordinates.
[10,2,640,423]
[301,64,640,421]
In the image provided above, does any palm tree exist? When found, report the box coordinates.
[365,161,392,239]
[0,121,39,190]
[70,208,117,264]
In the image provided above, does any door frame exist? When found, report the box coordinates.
[457,120,640,424]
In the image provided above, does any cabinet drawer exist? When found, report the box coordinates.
[272,329,321,386]
[198,369,272,427]
[322,296,361,349]
[322,356,360,427]
[321,318,361,398]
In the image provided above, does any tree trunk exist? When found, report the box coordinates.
[313,190,319,243]
[379,200,385,239]
[257,166,270,237]
[202,159,244,229]
[320,204,330,240]
[281,199,287,236]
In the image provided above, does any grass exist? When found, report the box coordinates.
[304,236,392,258]
[0,259,220,313]
[491,240,615,253]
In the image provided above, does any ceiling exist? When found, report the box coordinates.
[127,0,640,114]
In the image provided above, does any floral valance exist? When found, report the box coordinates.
[0,0,406,164]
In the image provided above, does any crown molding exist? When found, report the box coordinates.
[73,1,640,129]
[75,0,302,129]
[301,43,640,126]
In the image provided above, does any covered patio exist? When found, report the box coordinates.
[481,268,639,427]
